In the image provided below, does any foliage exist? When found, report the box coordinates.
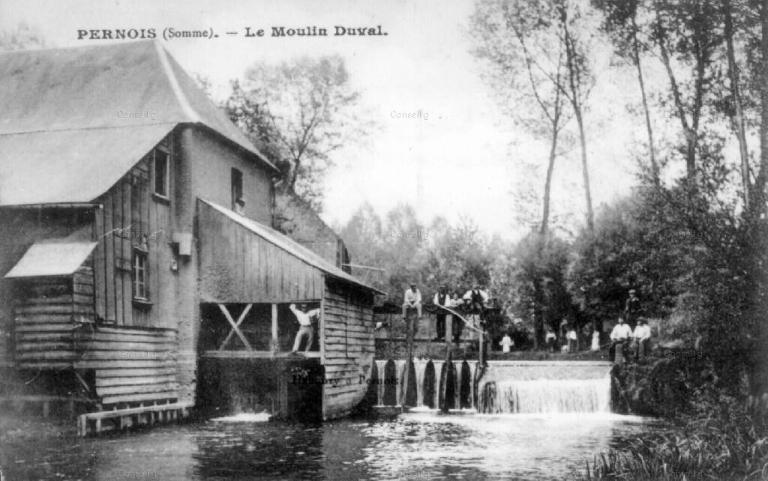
[339,204,503,307]
[579,362,768,481]
[225,55,367,211]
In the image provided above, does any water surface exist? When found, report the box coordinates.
[0,411,665,480]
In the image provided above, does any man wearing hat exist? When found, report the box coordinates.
[402,282,423,319]
[624,289,642,329]
[632,318,652,361]
[433,285,451,341]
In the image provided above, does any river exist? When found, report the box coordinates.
[1,410,665,481]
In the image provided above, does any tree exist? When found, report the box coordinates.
[593,0,659,184]
[472,0,570,236]
[225,56,366,211]
[556,0,597,231]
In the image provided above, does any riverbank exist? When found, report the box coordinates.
[574,350,768,480]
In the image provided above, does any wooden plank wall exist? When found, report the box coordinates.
[322,281,375,419]
[75,325,178,406]
[197,201,325,303]
[92,149,170,327]
[13,276,78,369]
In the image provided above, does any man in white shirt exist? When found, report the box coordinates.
[290,303,320,353]
[632,318,652,361]
[609,317,633,362]
[402,283,422,319]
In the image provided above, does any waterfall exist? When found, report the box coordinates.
[432,361,444,409]
[395,360,406,406]
[479,376,611,414]
[453,361,462,409]
[467,361,477,408]
[414,360,429,407]
[375,360,388,406]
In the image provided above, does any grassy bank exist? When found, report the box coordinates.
[575,352,768,480]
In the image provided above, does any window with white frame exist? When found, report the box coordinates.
[133,249,149,301]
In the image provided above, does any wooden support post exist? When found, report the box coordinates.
[319,297,326,363]
[271,303,278,355]
[95,418,102,434]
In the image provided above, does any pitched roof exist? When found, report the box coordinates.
[201,199,384,295]
[0,41,277,206]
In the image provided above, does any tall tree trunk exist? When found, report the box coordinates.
[631,13,658,185]
[540,128,558,237]
[654,1,702,184]
[754,0,768,212]
[561,4,595,231]
[574,110,595,231]
[723,0,751,209]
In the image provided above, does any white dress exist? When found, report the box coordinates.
[591,331,600,351]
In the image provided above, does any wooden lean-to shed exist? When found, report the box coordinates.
[196,200,383,420]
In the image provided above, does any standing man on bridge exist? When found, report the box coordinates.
[290,303,320,353]
[463,283,489,339]
[433,285,451,342]
[402,282,423,319]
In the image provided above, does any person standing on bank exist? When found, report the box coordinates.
[433,285,451,342]
[567,327,578,353]
[499,332,514,353]
[402,282,423,319]
[290,303,320,353]
[609,317,633,362]
[624,289,641,328]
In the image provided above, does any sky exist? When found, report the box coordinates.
[0,0,644,240]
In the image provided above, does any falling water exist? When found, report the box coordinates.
[395,360,406,406]
[479,376,611,414]
[432,361,444,408]
[375,360,388,406]
[414,360,429,407]
[467,361,477,407]
[454,361,463,409]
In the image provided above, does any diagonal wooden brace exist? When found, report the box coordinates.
[218,304,253,351]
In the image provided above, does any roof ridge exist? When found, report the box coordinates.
[0,39,156,56]
[153,41,201,123]
[0,121,178,137]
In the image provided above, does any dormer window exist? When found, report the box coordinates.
[153,147,170,198]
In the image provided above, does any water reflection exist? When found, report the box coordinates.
[1,412,665,481]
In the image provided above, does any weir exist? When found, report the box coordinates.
[371,359,612,414]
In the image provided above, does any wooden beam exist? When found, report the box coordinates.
[320,297,326,364]
[271,303,278,355]
[218,304,253,351]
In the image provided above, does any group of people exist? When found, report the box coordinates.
[609,316,651,362]
[401,282,490,343]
